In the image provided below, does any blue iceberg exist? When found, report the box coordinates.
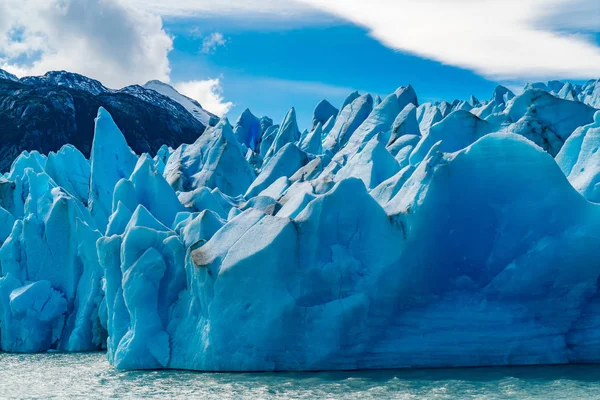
[1,82,600,372]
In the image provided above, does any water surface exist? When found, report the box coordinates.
[2,352,600,399]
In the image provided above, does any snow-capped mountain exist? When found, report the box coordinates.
[144,80,219,127]
[0,69,18,82]
[16,70,219,125]
[0,69,210,171]
[20,70,110,96]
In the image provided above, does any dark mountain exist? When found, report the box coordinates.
[20,70,110,96]
[0,69,18,82]
[0,70,209,172]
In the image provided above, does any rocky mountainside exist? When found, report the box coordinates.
[0,70,214,171]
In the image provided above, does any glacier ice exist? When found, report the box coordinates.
[164,118,256,197]
[7,151,47,181]
[556,111,600,202]
[312,100,339,130]
[1,170,104,352]
[264,108,301,160]
[299,123,324,155]
[387,103,420,146]
[416,103,444,135]
[245,143,308,199]
[2,80,600,372]
[332,92,405,163]
[503,89,596,148]
[409,110,492,165]
[324,93,373,152]
[234,109,262,151]
[88,107,138,232]
[113,154,185,229]
[45,145,91,205]
[334,134,400,190]
[98,204,185,369]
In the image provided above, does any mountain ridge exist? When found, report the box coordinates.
[0,69,217,171]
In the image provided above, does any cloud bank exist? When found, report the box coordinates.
[296,0,600,80]
[0,0,172,88]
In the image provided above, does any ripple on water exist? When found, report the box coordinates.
[2,353,600,399]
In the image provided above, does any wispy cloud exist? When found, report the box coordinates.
[296,0,600,80]
[127,0,317,19]
[120,0,600,80]
[537,0,600,33]
[248,77,358,99]
[201,32,227,54]
[175,78,233,116]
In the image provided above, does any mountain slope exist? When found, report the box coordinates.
[20,70,110,96]
[0,76,207,171]
[0,70,18,82]
[0,70,209,171]
[144,80,218,126]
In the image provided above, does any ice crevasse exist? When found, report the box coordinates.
[1,83,600,371]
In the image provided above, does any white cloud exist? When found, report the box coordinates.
[201,33,227,54]
[537,0,600,32]
[0,0,172,88]
[296,0,600,80]
[126,0,340,30]
[0,3,9,36]
[127,0,316,19]
[0,0,236,116]
[175,78,233,117]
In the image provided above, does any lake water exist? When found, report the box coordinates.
[2,352,600,399]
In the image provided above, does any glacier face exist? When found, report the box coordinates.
[1,79,600,371]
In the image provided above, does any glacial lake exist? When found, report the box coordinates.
[2,352,600,399]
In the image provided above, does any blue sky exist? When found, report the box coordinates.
[1,0,599,131]
[166,18,499,128]
[163,4,600,129]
